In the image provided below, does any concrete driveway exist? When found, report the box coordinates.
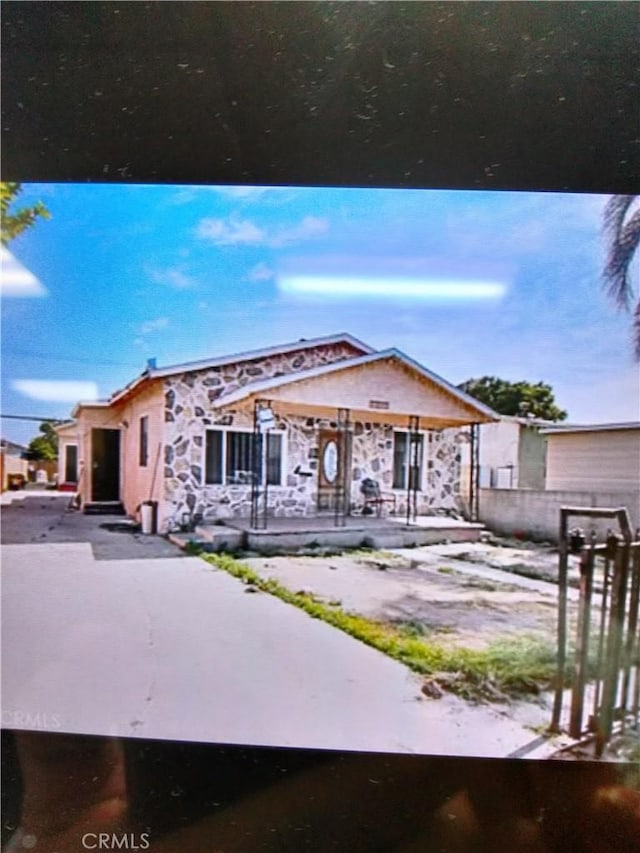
[1,492,185,559]
[2,497,558,758]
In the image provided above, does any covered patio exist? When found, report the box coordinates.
[211,349,496,533]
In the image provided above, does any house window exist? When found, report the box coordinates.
[205,429,283,486]
[392,431,424,490]
[139,416,149,467]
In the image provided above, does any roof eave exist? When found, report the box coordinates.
[144,332,374,380]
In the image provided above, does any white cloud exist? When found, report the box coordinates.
[196,214,329,248]
[246,262,275,282]
[269,216,329,247]
[214,186,273,201]
[138,317,169,335]
[169,185,291,206]
[12,380,99,403]
[148,266,196,289]
[196,216,266,246]
[0,247,48,297]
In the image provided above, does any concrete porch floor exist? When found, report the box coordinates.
[190,514,485,552]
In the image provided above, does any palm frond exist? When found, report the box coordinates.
[603,195,639,310]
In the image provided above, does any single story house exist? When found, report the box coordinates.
[540,422,640,492]
[62,333,497,532]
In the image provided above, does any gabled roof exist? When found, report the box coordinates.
[70,400,110,418]
[540,421,640,435]
[1,438,28,455]
[109,332,373,405]
[217,348,498,423]
[53,420,78,435]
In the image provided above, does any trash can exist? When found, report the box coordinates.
[140,501,158,535]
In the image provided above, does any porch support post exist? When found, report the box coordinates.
[250,398,269,530]
[261,399,272,531]
[469,423,480,522]
[406,415,420,526]
[250,399,261,529]
[334,408,350,528]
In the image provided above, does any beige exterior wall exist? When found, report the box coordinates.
[74,406,121,505]
[119,380,165,521]
[545,429,640,491]
[74,382,165,521]
[1,453,29,490]
[56,422,79,485]
[262,358,487,426]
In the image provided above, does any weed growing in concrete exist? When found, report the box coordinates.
[203,553,559,703]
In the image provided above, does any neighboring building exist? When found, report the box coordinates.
[459,416,549,501]
[540,422,640,492]
[0,438,29,491]
[63,333,496,531]
[477,421,640,540]
[55,421,80,491]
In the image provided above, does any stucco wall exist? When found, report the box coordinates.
[479,488,640,542]
[74,406,122,505]
[118,380,165,522]
[267,357,481,424]
[1,453,29,490]
[56,422,78,484]
[517,425,547,489]
[459,420,546,490]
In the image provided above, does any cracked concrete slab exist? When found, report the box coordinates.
[2,541,556,758]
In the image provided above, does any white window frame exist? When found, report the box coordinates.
[391,428,428,491]
[203,425,287,487]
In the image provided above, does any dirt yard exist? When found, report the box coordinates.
[244,539,580,652]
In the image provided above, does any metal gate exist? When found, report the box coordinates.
[551,506,640,755]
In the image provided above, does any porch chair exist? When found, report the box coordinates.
[359,478,396,517]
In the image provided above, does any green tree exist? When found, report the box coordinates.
[1,182,50,246]
[26,422,59,461]
[458,376,567,421]
[603,195,640,360]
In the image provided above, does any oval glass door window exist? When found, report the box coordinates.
[322,440,339,484]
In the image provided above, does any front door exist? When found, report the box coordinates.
[317,429,351,512]
[64,444,78,484]
[91,429,120,501]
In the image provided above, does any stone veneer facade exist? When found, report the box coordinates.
[161,341,466,529]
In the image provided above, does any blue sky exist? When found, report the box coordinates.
[2,184,638,446]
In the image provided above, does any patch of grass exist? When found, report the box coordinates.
[398,619,427,639]
[460,578,501,592]
[350,548,396,560]
[184,540,205,556]
[203,553,559,703]
[437,566,454,574]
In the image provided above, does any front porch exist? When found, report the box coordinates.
[182,513,485,553]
